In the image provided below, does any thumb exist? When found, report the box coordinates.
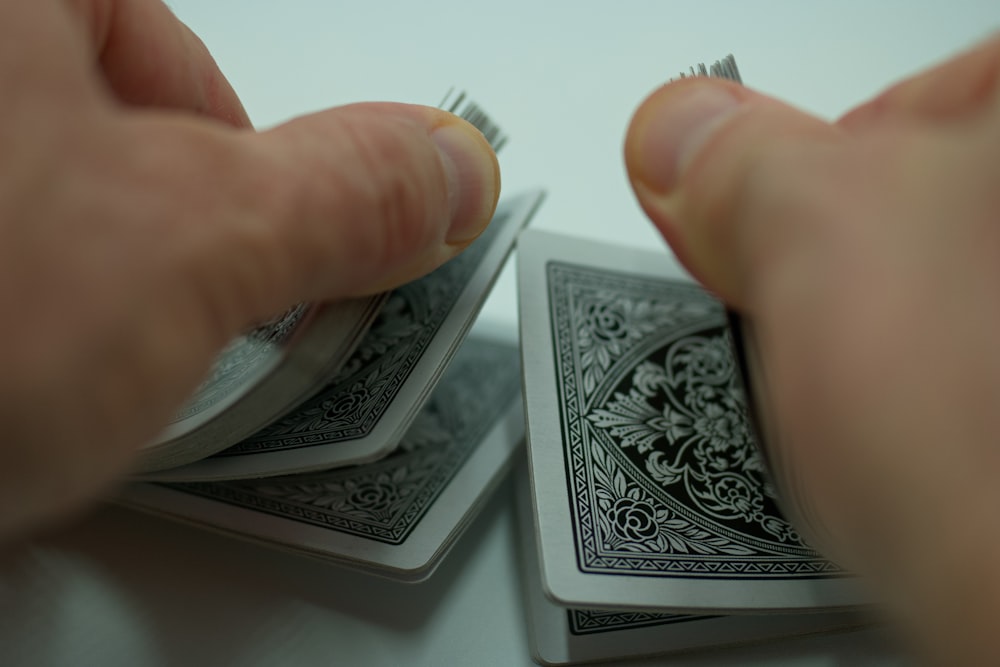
[624,78,848,308]
[146,102,501,336]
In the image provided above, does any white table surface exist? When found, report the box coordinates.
[2,2,997,664]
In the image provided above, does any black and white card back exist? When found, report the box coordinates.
[148,190,543,482]
[518,229,867,613]
[121,337,524,582]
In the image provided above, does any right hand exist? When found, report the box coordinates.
[625,36,1000,664]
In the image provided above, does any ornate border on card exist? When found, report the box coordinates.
[217,208,512,455]
[567,608,712,635]
[163,339,519,545]
[547,261,843,580]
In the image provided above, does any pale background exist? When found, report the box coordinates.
[1,1,997,665]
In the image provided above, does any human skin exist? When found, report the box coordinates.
[0,0,499,541]
[5,0,999,661]
[625,35,1000,666]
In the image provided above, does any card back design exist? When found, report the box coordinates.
[218,207,512,456]
[161,338,519,544]
[566,609,708,635]
[548,261,842,580]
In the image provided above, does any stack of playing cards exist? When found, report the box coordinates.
[121,336,527,581]
[119,182,543,580]
[136,91,521,474]
[115,93,549,581]
[139,188,542,481]
[114,59,881,664]
[508,57,875,664]
[515,229,873,664]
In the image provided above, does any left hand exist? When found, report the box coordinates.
[0,0,499,541]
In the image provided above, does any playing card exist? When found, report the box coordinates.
[137,90,514,475]
[120,336,524,582]
[139,297,386,472]
[518,229,868,613]
[512,464,868,665]
[146,190,544,481]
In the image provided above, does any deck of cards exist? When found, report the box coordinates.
[515,230,872,664]
[115,65,878,665]
[119,188,544,581]
[117,205,878,664]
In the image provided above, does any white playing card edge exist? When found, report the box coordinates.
[138,295,385,471]
[115,387,525,580]
[517,230,869,614]
[513,463,872,665]
[150,189,545,482]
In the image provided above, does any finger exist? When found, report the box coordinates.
[64,0,252,127]
[135,102,500,338]
[839,33,1000,129]
[624,78,848,307]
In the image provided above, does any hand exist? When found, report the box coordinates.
[0,1,499,541]
[625,37,1000,664]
